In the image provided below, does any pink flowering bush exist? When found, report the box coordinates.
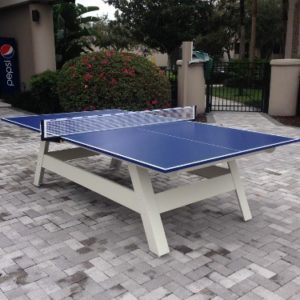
[57,51,171,112]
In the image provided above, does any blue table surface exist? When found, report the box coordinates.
[64,121,299,172]
[2,111,299,173]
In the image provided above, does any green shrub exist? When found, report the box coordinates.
[4,70,60,114]
[57,51,171,111]
[30,70,60,113]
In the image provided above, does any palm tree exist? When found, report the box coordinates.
[249,0,257,62]
[239,0,246,59]
[53,3,100,68]
[282,0,288,57]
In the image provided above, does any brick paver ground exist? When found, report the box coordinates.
[0,106,300,300]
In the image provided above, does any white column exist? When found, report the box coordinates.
[269,59,300,116]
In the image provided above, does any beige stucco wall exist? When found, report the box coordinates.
[30,3,56,74]
[0,2,56,90]
[269,59,300,116]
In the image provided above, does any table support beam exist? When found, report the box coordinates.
[42,153,139,213]
[156,173,235,213]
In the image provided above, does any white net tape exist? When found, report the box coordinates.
[42,106,195,139]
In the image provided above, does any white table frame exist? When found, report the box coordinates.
[34,140,270,256]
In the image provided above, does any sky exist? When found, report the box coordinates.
[76,0,116,19]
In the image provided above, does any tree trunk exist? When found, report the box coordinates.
[239,0,246,59]
[168,47,180,70]
[282,0,288,57]
[249,0,257,62]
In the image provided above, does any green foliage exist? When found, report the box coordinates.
[7,71,60,114]
[195,0,240,59]
[195,0,285,60]
[106,0,213,57]
[57,51,171,112]
[224,61,263,88]
[256,0,284,59]
[53,2,100,68]
[92,18,136,51]
[30,71,61,113]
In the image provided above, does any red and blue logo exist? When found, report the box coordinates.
[0,44,15,59]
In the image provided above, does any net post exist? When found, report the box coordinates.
[192,105,197,120]
[40,119,61,142]
[40,120,46,141]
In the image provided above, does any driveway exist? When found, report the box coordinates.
[0,106,300,300]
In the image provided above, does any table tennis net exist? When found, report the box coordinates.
[41,106,196,139]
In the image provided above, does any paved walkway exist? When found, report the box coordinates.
[0,107,300,300]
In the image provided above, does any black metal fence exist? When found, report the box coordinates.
[206,61,271,112]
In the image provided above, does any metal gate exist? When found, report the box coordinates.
[206,61,270,112]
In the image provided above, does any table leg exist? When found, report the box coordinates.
[128,165,170,256]
[228,160,252,221]
[34,141,49,186]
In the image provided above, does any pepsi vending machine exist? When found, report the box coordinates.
[0,37,20,94]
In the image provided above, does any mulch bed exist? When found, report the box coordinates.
[272,116,300,128]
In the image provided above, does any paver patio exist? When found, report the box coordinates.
[0,106,299,300]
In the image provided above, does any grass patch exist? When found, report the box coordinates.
[212,86,262,106]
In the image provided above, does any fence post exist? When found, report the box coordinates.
[269,59,300,116]
[176,41,206,114]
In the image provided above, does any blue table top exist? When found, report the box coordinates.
[2,111,299,173]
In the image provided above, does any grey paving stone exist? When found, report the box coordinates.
[0,109,299,299]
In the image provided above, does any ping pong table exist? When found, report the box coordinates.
[2,107,299,256]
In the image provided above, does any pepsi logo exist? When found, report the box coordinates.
[0,44,14,59]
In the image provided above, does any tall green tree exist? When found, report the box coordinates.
[256,0,284,59]
[92,18,136,51]
[53,2,99,68]
[195,0,240,59]
[239,0,246,59]
[106,0,214,66]
[249,0,257,61]
[282,0,288,57]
